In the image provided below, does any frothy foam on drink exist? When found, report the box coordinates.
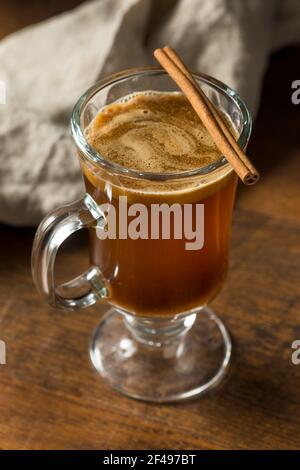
[85,92,236,174]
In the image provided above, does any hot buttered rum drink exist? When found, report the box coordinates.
[81,92,238,316]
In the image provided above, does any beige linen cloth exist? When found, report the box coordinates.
[0,0,299,226]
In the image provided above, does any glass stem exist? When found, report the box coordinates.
[123,312,197,347]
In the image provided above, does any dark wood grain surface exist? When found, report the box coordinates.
[0,2,300,450]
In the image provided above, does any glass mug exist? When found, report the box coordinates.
[32,68,251,402]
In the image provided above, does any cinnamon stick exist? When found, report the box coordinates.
[154,47,259,185]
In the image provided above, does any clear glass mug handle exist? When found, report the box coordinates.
[31,193,108,310]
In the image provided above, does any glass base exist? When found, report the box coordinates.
[89,306,232,403]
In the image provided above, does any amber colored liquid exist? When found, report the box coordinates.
[84,172,237,316]
[82,92,238,317]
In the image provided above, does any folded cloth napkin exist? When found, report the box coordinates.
[0,0,299,226]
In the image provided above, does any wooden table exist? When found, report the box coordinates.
[1,3,300,450]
